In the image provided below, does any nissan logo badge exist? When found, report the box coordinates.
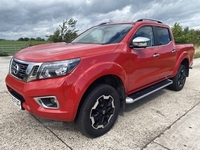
[13,63,20,75]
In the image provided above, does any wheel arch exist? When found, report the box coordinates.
[171,52,190,77]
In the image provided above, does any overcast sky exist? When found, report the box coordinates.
[1,0,200,40]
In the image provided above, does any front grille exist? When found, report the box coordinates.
[10,58,42,82]
[11,59,28,80]
[32,65,39,76]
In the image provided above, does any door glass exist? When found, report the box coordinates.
[133,26,154,47]
[157,27,171,45]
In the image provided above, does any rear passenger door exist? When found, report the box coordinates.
[154,26,176,78]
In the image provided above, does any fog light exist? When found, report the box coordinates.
[34,96,59,109]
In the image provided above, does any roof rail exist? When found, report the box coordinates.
[136,18,162,23]
[98,22,111,25]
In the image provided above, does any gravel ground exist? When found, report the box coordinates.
[1,57,200,150]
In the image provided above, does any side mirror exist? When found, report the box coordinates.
[132,37,150,48]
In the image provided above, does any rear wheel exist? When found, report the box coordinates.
[77,84,120,138]
[168,65,187,91]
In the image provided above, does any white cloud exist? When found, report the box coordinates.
[0,0,200,40]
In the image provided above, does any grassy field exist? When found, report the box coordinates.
[1,41,200,58]
[0,40,51,56]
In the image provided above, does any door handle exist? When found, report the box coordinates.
[172,49,176,53]
[153,53,160,58]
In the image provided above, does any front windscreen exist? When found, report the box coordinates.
[71,24,133,44]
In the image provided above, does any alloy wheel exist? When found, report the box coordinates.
[178,68,186,88]
[90,95,115,129]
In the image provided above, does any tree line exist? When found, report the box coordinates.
[18,37,45,41]
[171,23,200,46]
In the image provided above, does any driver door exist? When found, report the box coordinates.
[128,26,162,91]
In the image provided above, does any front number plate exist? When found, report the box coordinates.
[9,93,22,110]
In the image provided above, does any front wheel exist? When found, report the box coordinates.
[77,84,120,138]
[168,65,187,91]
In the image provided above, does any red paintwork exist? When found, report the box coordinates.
[5,21,194,121]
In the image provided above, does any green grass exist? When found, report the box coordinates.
[0,40,50,45]
[1,40,200,58]
[0,51,9,56]
[0,40,51,56]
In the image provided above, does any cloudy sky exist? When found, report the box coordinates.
[1,0,200,40]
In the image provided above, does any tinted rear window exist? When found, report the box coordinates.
[157,27,171,45]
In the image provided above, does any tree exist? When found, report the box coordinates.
[64,30,78,42]
[48,18,79,43]
[48,29,61,42]
[24,37,29,41]
[30,38,35,41]
[18,37,24,41]
[171,22,200,46]
[35,37,44,41]
[171,23,187,43]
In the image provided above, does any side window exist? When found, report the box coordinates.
[133,26,154,47]
[157,27,171,45]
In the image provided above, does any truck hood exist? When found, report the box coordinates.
[14,42,119,62]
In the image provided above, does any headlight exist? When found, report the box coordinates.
[38,58,80,79]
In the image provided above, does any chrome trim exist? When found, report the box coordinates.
[172,49,176,53]
[13,63,20,75]
[126,97,136,104]
[133,41,172,50]
[34,96,60,109]
[153,53,160,58]
[10,58,42,82]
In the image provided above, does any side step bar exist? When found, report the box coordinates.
[126,79,173,104]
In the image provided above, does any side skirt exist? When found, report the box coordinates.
[126,79,173,104]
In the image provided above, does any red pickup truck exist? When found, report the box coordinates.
[6,19,194,137]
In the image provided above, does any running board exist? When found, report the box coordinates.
[126,79,173,104]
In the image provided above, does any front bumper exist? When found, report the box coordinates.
[5,74,78,122]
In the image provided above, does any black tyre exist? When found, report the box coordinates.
[77,84,120,138]
[168,65,187,91]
